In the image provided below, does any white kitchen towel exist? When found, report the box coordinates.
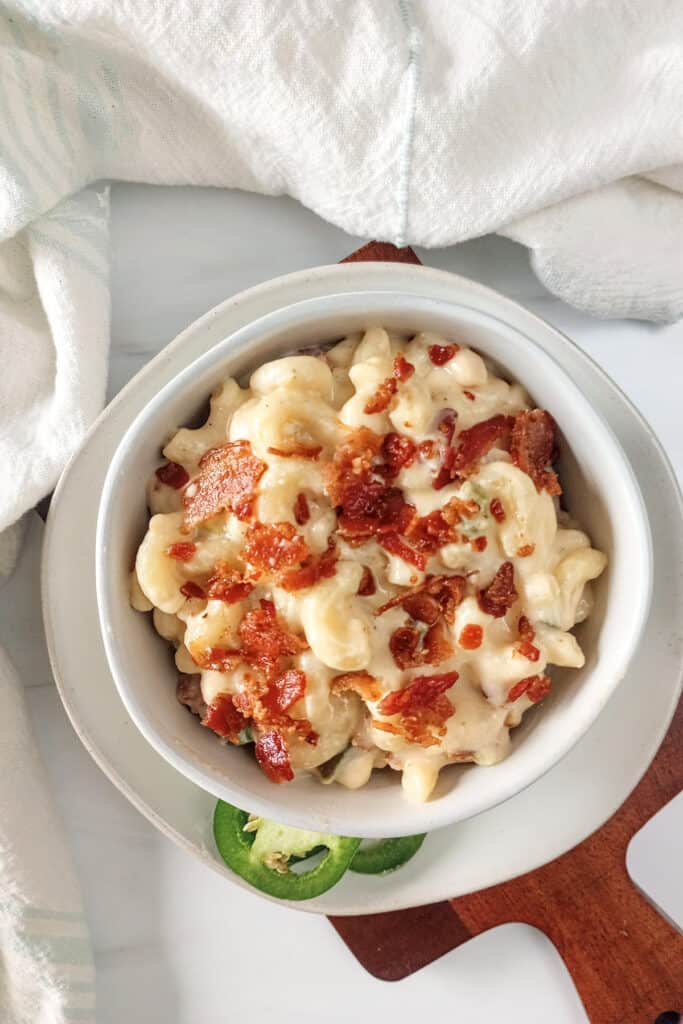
[0,518,96,1024]
[2,0,683,532]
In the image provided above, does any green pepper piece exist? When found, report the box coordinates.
[213,801,360,900]
[350,834,426,875]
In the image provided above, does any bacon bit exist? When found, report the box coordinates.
[445,496,480,520]
[433,410,458,490]
[238,599,308,679]
[528,674,552,703]
[463,390,476,401]
[357,567,376,596]
[190,645,241,672]
[363,355,415,415]
[156,461,189,489]
[379,671,458,716]
[478,561,518,618]
[332,671,382,703]
[183,441,266,527]
[166,542,196,562]
[180,581,206,600]
[511,409,562,495]
[422,620,454,665]
[378,574,466,625]
[204,561,253,603]
[263,668,307,714]
[379,533,427,570]
[459,623,483,650]
[280,539,338,591]
[419,439,438,459]
[267,444,322,460]
[404,510,460,555]
[372,719,401,735]
[389,626,421,669]
[507,674,551,704]
[380,432,417,479]
[254,731,294,783]
[394,353,415,381]
[428,343,458,365]
[517,640,541,662]
[490,498,506,522]
[471,536,488,552]
[293,492,310,525]
[452,414,514,478]
[202,694,248,743]
[243,521,309,573]
[402,591,441,625]
[517,543,535,558]
[518,615,535,642]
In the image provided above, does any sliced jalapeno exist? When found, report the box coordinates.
[350,834,426,874]
[213,801,360,900]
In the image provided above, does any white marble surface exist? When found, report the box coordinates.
[10,183,683,1022]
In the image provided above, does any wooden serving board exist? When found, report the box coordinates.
[329,241,683,1024]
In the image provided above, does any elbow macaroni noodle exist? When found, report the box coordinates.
[133,328,607,802]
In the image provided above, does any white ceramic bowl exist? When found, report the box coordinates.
[96,272,652,838]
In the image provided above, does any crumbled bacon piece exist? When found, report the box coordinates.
[167,542,196,562]
[183,441,266,527]
[511,409,562,495]
[419,439,438,459]
[205,561,254,603]
[433,410,458,489]
[445,496,480,520]
[180,581,206,600]
[332,671,382,703]
[189,645,241,672]
[517,640,540,662]
[507,673,551,704]
[202,693,248,743]
[255,731,294,783]
[459,623,483,650]
[379,533,427,570]
[463,390,476,401]
[422,620,454,665]
[363,355,415,414]
[518,615,535,642]
[267,444,322,460]
[478,562,518,618]
[379,432,417,479]
[490,498,506,522]
[279,539,338,591]
[428,343,458,366]
[377,574,466,625]
[379,671,458,716]
[156,461,189,489]
[452,414,514,478]
[517,544,535,558]
[527,674,552,703]
[357,567,376,596]
[263,668,307,714]
[243,522,309,573]
[293,492,310,525]
[402,591,441,625]
[176,673,206,717]
[389,626,421,669]
[238,599,308,678]
[471,536,488,552]
[404,510,460,554]
[394,353,415,381]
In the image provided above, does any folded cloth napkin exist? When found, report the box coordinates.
[0,518,96,1024]
[1,0,683,531]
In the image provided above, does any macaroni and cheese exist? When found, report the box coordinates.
[131,328,607,802]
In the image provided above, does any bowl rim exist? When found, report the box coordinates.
[95,273,653,837]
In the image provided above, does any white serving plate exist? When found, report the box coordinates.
[43,264,683,914]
